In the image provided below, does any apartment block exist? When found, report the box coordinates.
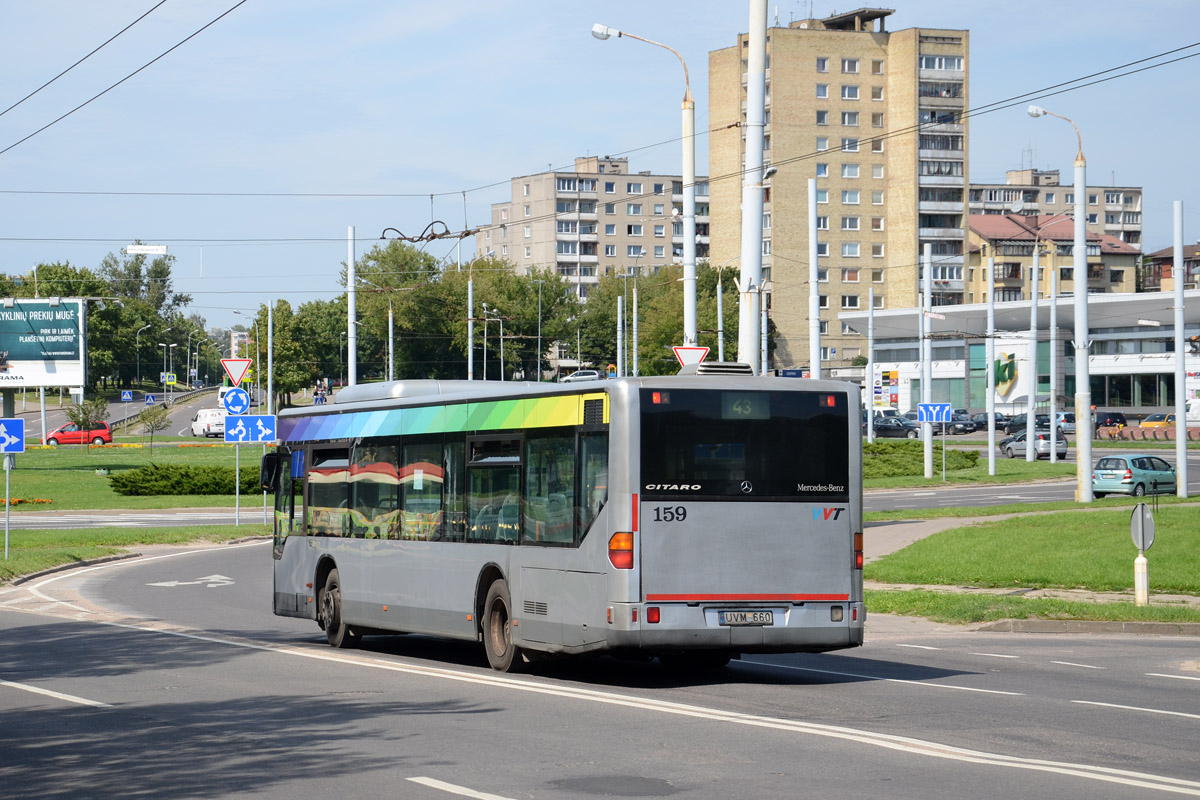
[969,169,1143,250]
[475,156,710,300]
[709,8,969,370]
[1144,242,1200,291]
[965,214,1139,303]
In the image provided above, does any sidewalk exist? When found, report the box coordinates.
[863,514,1200,637]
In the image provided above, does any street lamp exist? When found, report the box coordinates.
[484,306,505,382]
[532,280,545,382]
[593,22,696,346]
[339,330,347,387]
[1029,104,1092,501]
[135,324,151,389]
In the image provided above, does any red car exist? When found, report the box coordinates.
[46,421,112,446]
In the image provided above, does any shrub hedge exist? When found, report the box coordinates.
[109,463,262,496]
[863,439,978,479]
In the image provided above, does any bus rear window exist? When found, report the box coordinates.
[640,389,849,500]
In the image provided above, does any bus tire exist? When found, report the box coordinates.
[321,568,360,649]
[483,579,522,672]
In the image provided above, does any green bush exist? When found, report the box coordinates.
[863,439,978,479]
[109,463,262,496]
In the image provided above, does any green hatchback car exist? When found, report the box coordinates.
[1092,454,1177,498]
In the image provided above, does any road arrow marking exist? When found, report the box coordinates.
[146,574,235,588]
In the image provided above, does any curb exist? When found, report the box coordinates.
[976,619,1200,637]
[7,536,269,586]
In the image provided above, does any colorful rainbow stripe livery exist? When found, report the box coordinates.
[279,392,608,443]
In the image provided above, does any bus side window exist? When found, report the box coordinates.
[400,439,443,541]
[524,432,575,545]
[443,438,466,541]
[579,432,609,539]
[350,443,398,539]
[308,448,350,537]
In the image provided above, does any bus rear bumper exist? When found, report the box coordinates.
[605,601,865,652]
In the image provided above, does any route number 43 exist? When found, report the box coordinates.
[652,506,688,522]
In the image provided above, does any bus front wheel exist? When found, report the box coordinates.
[321,568,360,649]
[483,579,522,672]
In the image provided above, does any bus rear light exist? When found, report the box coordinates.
[607,607,613,624]
[632,608,638,623]
[853,531,863,570]
[646,606,660,624]
[608,532,635,569]
[819,394,837,407]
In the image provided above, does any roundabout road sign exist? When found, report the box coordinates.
[222,387,251,415]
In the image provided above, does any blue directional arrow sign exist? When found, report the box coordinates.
[145,394,156,405]
[0,419,25,454]
[222,387,251,415]
[917,402,952,423]
[224,414,276,444]
[121,390,133,403]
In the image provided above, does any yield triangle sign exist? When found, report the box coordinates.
[221,358,253,386]
[672,345,709,367]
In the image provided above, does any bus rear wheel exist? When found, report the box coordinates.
[321,568,360,649]
[483,579,522,672]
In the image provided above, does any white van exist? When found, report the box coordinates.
[191,408,228,438]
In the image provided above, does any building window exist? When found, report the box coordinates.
[871,139,885,153]
[816,189,828,204]
[605,203,615,215]
[872,190,884,205]
[871,59,885,75]
[918,160,963,177]
[524,225,531,238]
[1088,194,1098,205]
[627,224,643,236]
[842,295,860,309]
[841,216,860,230]
[627,245,644,257]
[841,85,859,100]
[819,294,829,309]
[816,83,828,98]
[842,242,860,257]
[818,271,828,284]
[556,220,577,234]
[841,138,859,152]
[651,245,662,258]
[654,183,665,195]
[524,247,531,258]
[604,181,615,194]
[816,215,829,230]
[872,112,884,128]
[816,57,828,72]
[500,208,508,221]
[817,243,829,257]
[557,241,577,255]
[654,224,665,237]
[871,86,884,101]
[627,203,642,215]
[1088,213,1098,224]
[872,269,884,282]
[604,244,616,256]
[816,163,828,177]
[1065,193,1075,204]
[1045,192,1055,204]
[627,182,642,194]
[605,223,615,235]
[871,216,885,231]
[842,163,860,179]
[762,239,771,255]
[842,111,859,126]
[872,164,884,179]
[842,268,860,283]
[872,243,885,258]
[919,55,963,70]
[523,183,530,196]
[763,212,771,230]
[653,203,665,215]
[501,245,508,256]
[556,177,577,192]
[580,179,596,192]
[842,190,860,204]
[842,58,858,73]
[816,136,829,151]
[816,110,829,125]
[1105,191,1121,204]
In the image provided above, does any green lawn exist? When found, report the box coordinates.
[5,443,265,510]
[865,452,1075,489]
[0,525,269,583]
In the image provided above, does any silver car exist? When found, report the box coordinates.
[998,428,1068,459]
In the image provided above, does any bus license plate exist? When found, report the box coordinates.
[718,610,773,626]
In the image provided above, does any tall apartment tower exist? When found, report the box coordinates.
[475,156,710,300]
[709,8,969,370]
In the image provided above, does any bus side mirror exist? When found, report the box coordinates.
[260,452,280,491]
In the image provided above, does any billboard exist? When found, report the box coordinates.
[0,298,84,387]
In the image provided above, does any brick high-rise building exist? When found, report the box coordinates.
[709,8,969,370]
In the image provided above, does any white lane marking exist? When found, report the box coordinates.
[896,644,941,650]
[970,653,1019,659]
[0,677,111,708]
[1052,661,1104,670]
[740,659,1023,696]
[1148,673,1200,682]
[911,492,937,496]
[408,777,516,800]
[1072,701,1200,721]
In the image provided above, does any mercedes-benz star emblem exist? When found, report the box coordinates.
[740,481,753,494]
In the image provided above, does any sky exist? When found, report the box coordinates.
[2,1,1198,332]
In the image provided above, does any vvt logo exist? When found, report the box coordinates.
[813,507,846,521]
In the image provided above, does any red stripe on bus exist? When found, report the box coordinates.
[632,493,638,532]
[644,593,850,603]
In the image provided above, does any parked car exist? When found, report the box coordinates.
[46,421,112,446]
[873,416,920,439]
[1003,413,1055,436]
[1055,412,1076,434]
[1139,413,1176,429]
[1092,454,1177,497]
[903,410,919,422]
[971,412,1008,429]
[1094,411,1128,428]
[560,369,601,383]
[946,412,977,434]
[997,428,1068,460]
[191,408,228,438]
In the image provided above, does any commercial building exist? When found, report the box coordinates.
[969,169,1143,251]
[709,7,969,370]
[475,156,710,300]
[965,213,1140,304]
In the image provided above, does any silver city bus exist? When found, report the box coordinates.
[261,371,864,671]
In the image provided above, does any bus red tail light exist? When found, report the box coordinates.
[608,532,635,569]
[646,606,660,624]
[853,531,863,570]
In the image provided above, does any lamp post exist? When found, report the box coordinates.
[185,329,197,389]
[533,280,545,381]
[135,324,151,389]
[338,331,346,387]
[592,22,696,346]
[1029,104,1092,502]
[158,343,169,400]
[484,307,505,382]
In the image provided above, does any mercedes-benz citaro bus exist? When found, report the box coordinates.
[260,363,864,672]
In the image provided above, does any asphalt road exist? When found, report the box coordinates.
[1,543,1198,799]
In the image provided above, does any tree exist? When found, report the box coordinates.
[63,398,109,451]
[138,404,170,449]
[98,243,192,315]
[253,300,309,408]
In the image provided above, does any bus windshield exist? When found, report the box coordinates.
[639,388,849,501]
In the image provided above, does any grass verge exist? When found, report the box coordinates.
[865,455,1075,490]
[0,525,269,583]
[864,589,1200,624]
[865,494,1200,521]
